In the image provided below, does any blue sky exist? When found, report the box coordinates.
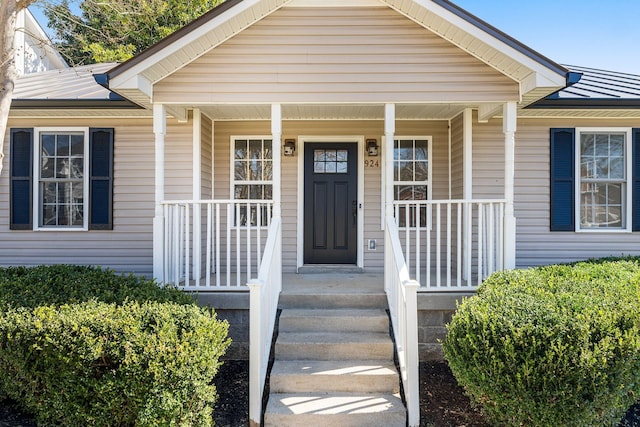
[453,0,640,74]
[31,1,640,74]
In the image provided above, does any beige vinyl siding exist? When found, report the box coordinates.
[1,117,193,275]
[473,116,640,267]
[213,120,450,273]
[154,7,519,105]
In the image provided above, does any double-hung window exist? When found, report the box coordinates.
[231,137,273,226]
[35,129,89,229]
[392,137,432,228]
[10,127,114,231]
[577,128,632,231]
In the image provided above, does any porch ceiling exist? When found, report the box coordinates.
[195,103,477,121]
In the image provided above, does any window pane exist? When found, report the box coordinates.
[595,134,609,157]
[56,135,70,156]
[263,140,272,160]
[415,161,428,182]
[41,157,54,178]
[595,157,609,179]
[325,150,337,162]
[70,158,83,179]
[42,205,56,226]
[235,161,247,180]
[249,159,262,180]
[42,134,55,156]
[249,139,262,160]
[235,185,249,199]
[249,185,262,199]
[235,140,247,159]
[314,161,325,173]
[610,135,624,157]
[337,162,348,173]
[580,134,595,156]
[580,182,624,228]
[415,140,428,160]
[42,182,57,204]
[397,140,413,160]
[399,162,414,181]
[264,185,273,199]
[314,150,325,161]
[580,157,595,179]
[72,204,83,226]
[337,150,348,161]
[263,160,273,180]
[610,157,624,179]
[325,161,337,173]
[56,159,69,178]
[70,135,84,156]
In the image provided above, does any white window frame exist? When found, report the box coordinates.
[230,136,274,228]
[575,127,632,233]
[383,136,433,229]
[32,127,90,231]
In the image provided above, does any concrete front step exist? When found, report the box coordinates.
[264,392,405,427]
[279,309,389,333]
[276,331,394,360]
[270,360,400,393]
[279,292,387,310]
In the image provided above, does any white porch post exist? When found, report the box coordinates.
[462,109,473,282]
[385,104,396,218]
[153,104,167,283]
[271,104,282,218]
[503,102,517,269]
[192,109,202,285]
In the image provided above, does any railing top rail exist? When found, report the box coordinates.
[161,199,275,205]
[385,216,412,284]
[393,199,507,205]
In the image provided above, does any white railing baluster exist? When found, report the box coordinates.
[392,199,506,292]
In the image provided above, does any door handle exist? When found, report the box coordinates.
[352,201,357,225]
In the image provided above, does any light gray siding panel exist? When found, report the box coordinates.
[155,7,518,104]
[1,117,193,275]
[475,116,640,267]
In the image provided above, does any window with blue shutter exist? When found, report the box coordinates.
[9,127,113,231]
[550,128,575,231]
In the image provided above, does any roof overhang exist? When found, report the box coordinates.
[107,0,570,118]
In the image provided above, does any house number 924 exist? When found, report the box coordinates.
[364,160,380,168]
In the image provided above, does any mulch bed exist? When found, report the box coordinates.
[1,360,638,426]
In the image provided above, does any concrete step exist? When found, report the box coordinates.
[270,360,400,393]
[279,309,389,333]
[276,331,394,360]
[279,292,387,310]
[264,392,406,427]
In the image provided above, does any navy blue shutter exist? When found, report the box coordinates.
[550,128,575,231]
[633,129,640,231]
[10,129,33,230]
[89,128,114,230]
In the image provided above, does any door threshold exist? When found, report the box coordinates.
[297,264,363,274]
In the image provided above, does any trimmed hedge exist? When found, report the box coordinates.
[0,265,193,308]
[443,258,640,427]
[0,265,230,426]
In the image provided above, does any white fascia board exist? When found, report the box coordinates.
[109,0,292,91]
[288,0,383,6]
[382,0,566,89]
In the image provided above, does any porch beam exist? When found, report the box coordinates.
[385,103,396,218]
[153,103,166,282]
[271,104,282,218]
[503,102,517,269]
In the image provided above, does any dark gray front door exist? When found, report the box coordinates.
[304,143,358,264]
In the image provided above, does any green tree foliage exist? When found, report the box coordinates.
[44,0,225,64]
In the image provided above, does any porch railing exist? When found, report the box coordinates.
[392,199,507,291]
[248,217,282,427]
[385,216,420,427]
[161,199,273,289]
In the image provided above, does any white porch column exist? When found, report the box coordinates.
[271,104,282,218]
[503,102,517,269]
[462,109,473,282]
[385,103,396,218]
[153,103,167,282]
[192,109,202,285]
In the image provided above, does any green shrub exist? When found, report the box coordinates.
[443,258,640,427]
[0,265,193,309]
[0,300,230,426]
